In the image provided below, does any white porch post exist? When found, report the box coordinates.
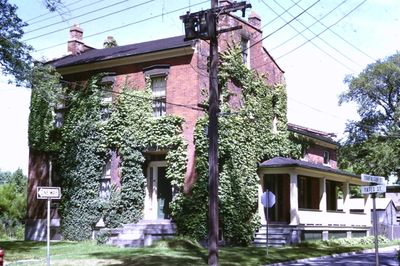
[342,182,350,214]
[289,172,299,225]
[319,177,327,212]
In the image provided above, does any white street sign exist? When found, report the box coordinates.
[37,186,61,199]
[261,191,276,208]
[361,185,386,194]
[361,174,386,185]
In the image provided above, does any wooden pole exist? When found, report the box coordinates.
[208,0,219,265]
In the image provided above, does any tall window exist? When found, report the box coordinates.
[298,176,319,209]
[241,37,250,67]
[99,160,111,199]
[151,76,166,117]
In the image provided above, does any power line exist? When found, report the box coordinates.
[289,0,375,61]
[245,0,321,54]
[260,0,303,30]
[263,0,359,72]
[57,79,204,111]
[25,0,83,23]
[24,0,154,42]
[36,0,209,52]
[276,0,367,60]
[25,0,132,34]
[269,0,347,51]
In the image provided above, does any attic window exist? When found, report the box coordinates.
[323,151,330,165]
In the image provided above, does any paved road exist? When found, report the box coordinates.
[268,247,399,266]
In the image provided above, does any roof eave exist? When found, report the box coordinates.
[56,45,195,76]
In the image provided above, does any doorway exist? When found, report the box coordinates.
[145,161,172,220]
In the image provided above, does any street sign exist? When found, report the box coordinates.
[37,186,61,199]
[361,185,386,194]
[361,174,386,185]
[261,191,276,208]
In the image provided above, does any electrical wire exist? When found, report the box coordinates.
[25,0,83,23]
[260,0,303,30]
[36,0,209,52]
[57,79,205,112]
[24,0,154,42]
[244,0,321,54]
[276,0,367,60]
[288,0,375,61]
[25,0,133,35]
[262,0,359,72]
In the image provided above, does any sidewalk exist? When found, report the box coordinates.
[265,246,399,266]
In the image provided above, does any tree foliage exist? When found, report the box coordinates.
[0,169,27,239]
[339,53,400,178]
[0,0,33,85]
[0,0,64,86]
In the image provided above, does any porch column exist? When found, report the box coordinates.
[289,172,299,225]
[342,182,350,214]
[319,177,327,212]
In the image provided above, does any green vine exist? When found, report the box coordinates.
[29,45,304,244]
[170,45,303,245]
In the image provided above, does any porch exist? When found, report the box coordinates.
[256,157,371,245]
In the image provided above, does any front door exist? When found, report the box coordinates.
[145,161,172,220]
[263,174,290,223]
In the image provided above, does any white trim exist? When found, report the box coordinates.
[144,161,167,220]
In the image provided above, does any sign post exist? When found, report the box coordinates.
[261,190,276,255]
[37,187,61,266]
[361,174,386,266]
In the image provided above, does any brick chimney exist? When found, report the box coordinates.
[68,24,85,55]
[248,11,261,29]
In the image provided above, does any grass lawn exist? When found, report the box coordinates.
[0,238,395,266]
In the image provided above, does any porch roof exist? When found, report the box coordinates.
[259,157,360,179]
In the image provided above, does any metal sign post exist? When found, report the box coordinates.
[261,190,276,256]
[37,187,61,266]
[361,173,386,266]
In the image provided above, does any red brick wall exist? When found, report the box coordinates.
[305,145,338,169]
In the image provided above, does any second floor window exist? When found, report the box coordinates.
[151,76,166,117]
[241,37,250,67]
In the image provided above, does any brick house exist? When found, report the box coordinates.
[26,1,370,245]
[26,1,286,241]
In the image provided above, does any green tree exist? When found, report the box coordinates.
[0,169,27,239]
[338,53,400,178]
[0,0,63,86]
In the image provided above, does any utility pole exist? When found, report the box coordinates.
[208,1,219,265]
[181,2,251,265]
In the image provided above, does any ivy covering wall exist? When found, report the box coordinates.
[29,69,187,240]
[171,45,303,245]
[28,45,303,244]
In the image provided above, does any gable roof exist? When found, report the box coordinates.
[48,35,194,69]
[259,157,359,178]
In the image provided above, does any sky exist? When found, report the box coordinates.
[1,0,399,175]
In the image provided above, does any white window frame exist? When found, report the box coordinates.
[241,37,250,67]
[151,75,167,117]
[99,160,112,199]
